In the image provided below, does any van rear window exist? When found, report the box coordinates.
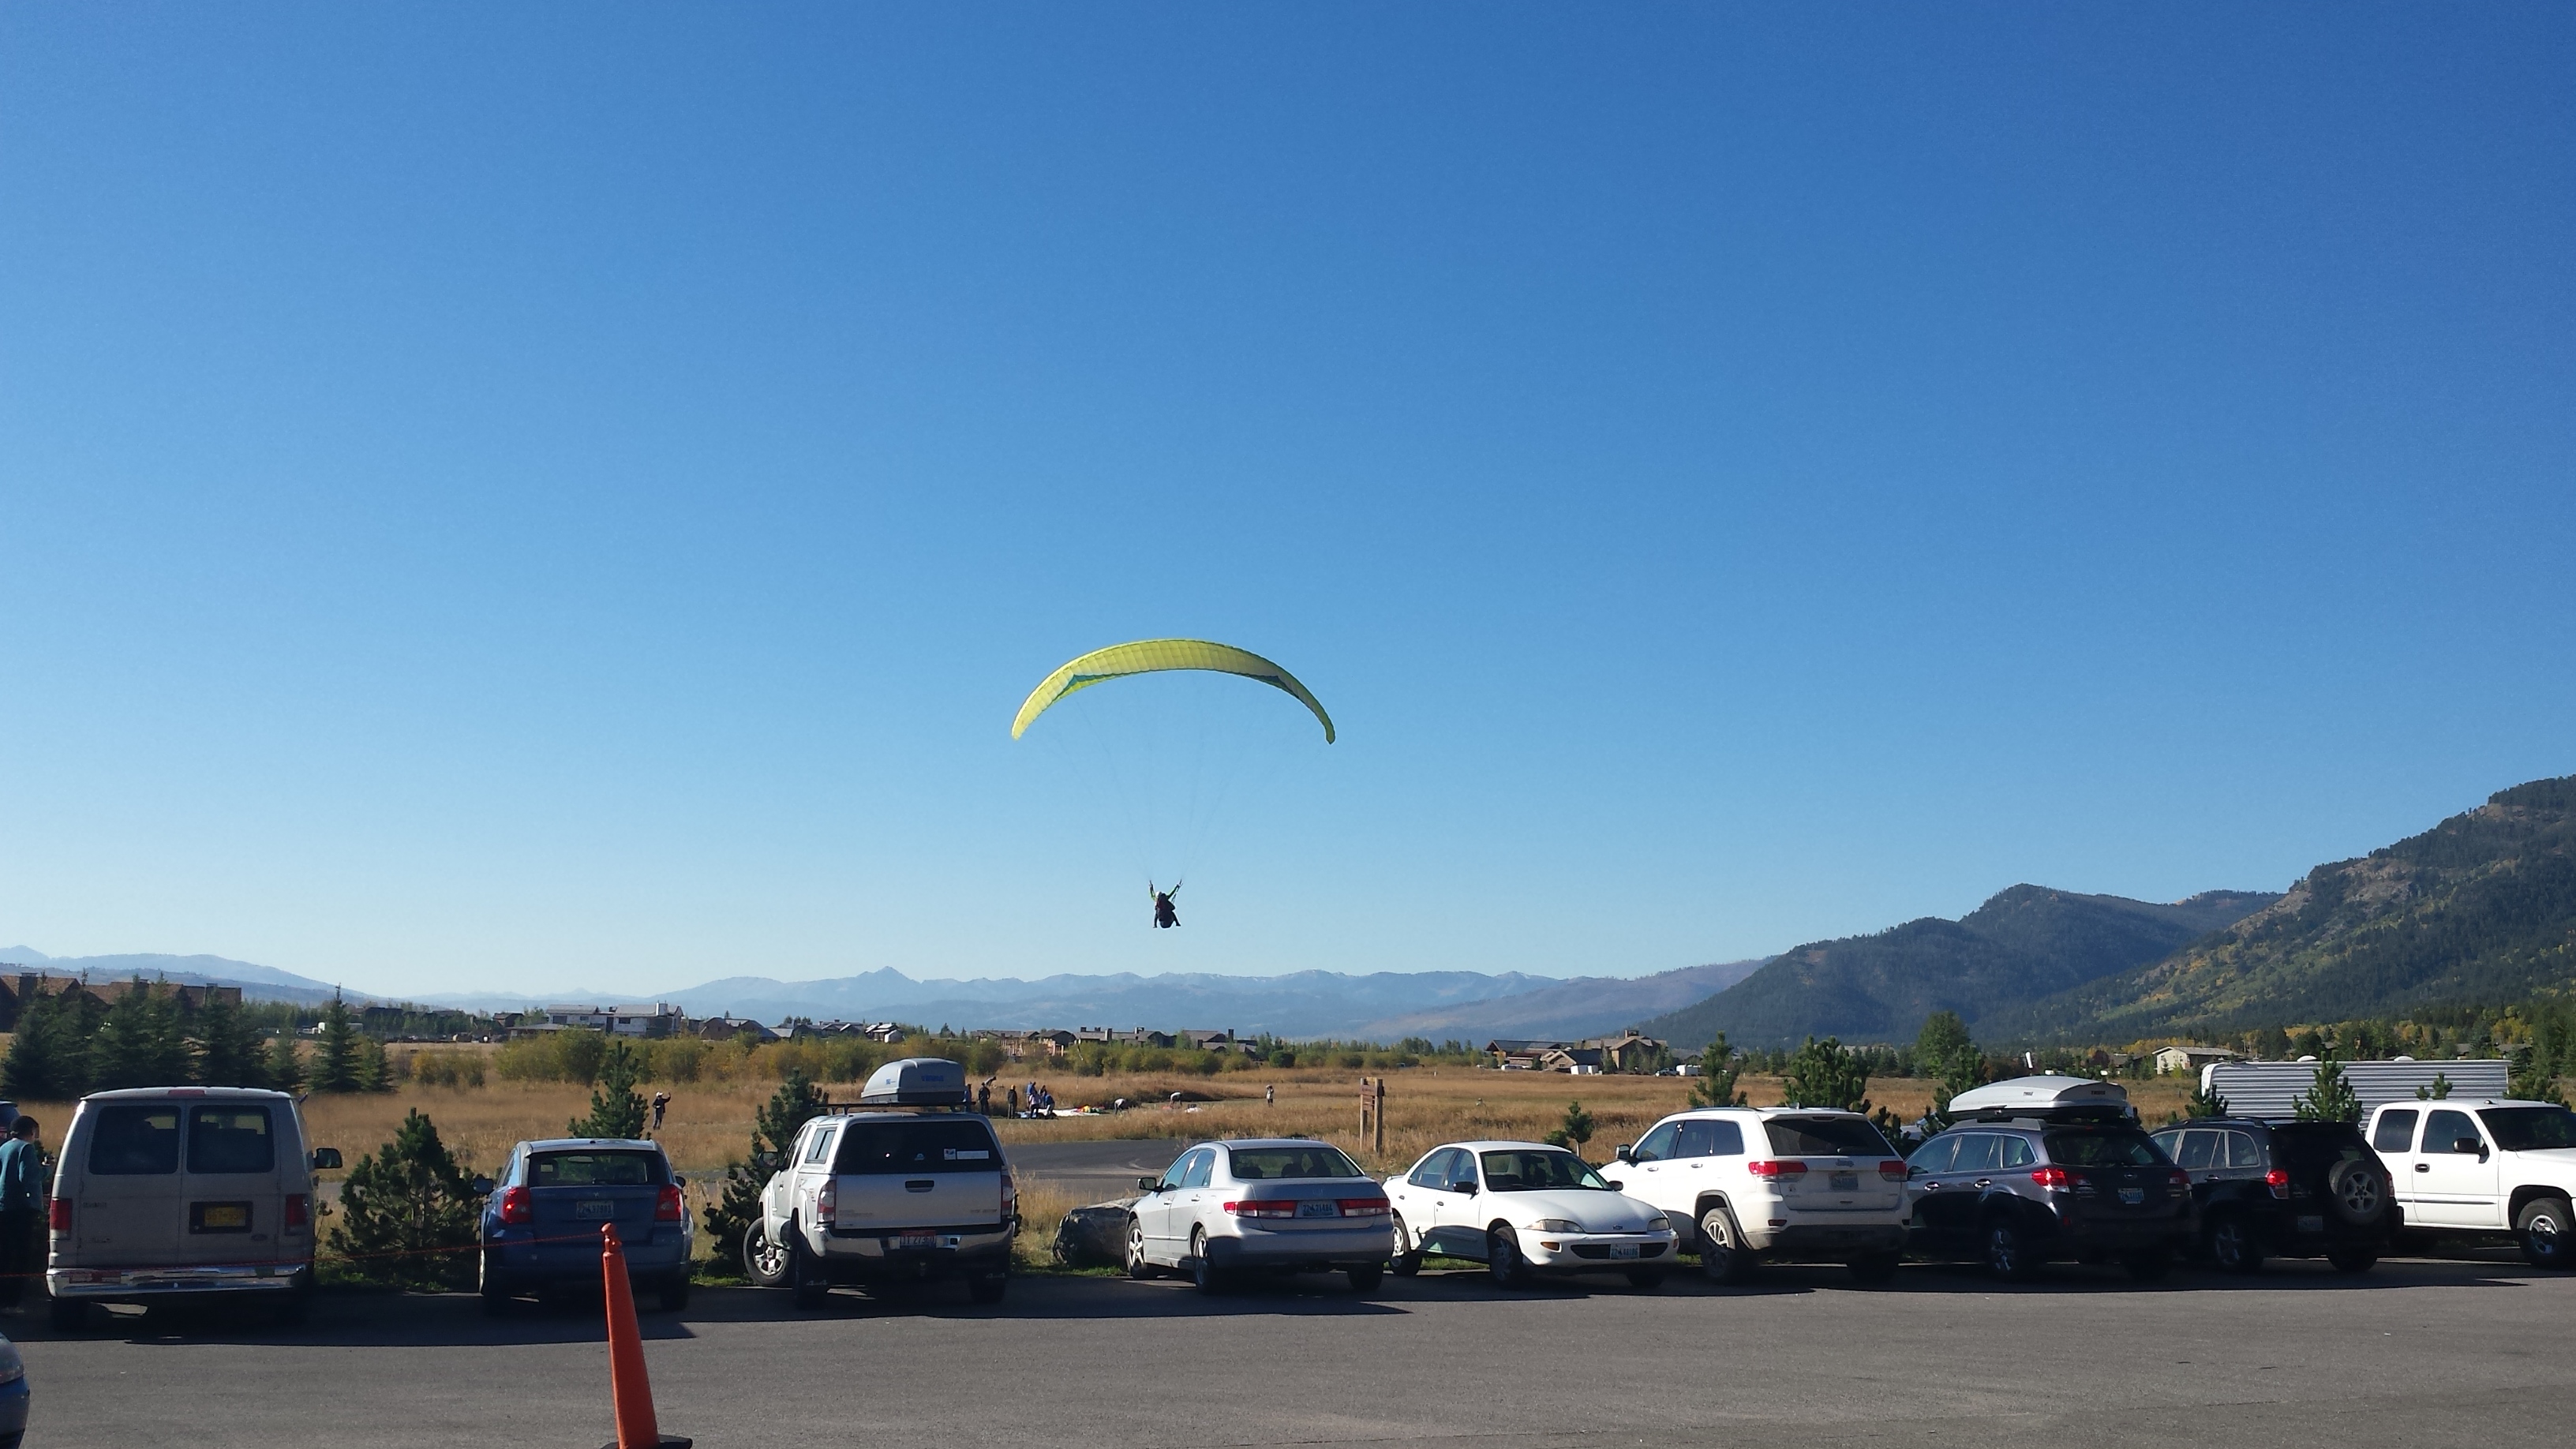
[189,1107,275,1174]
[834,1121,1001,1174]
[531,1152,666,1187]
[88,1106,182,1175]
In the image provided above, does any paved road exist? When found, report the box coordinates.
[15,1253,2570,1447]
[1008,1136,1189,1203]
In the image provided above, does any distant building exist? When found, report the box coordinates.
[696,1015,780,1043]
[1485,1039,1566,1070]
[1181,1030,1237,1051]
[0,971,241,1032]
[545,1004,686,1039]
[2154,1045,2244,1076]
[1577,1032,1667,1073]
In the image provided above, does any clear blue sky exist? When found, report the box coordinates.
[5,6,2571,1000]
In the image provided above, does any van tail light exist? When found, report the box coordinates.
[498,1186,533,1226]
[2263,1168,2290,1200]
[1336,1196,1392,1218]
[816,1179,837,1227]
[1746,1160,1808,1180]
[2031,1167,2072,1190]
[47,1198,70,1233]
[655,1185,684,1222]
[1878,1159,1910,1181]
[1223,1199,1297,1219]
[286,1194,311,1230]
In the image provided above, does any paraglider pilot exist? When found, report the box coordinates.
[1149,880,1181,929]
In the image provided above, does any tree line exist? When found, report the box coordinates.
[2,985,394,1099]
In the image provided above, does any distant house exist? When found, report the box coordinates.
[1577,1032,1667,1073]
[0,972,242,1031]
[1485,1039,1567,1070]
[1537,1046,1607,1074]
[2154,1045,2243,1076]
[1073,1027,1178,1050]
[545,1004,686,1039]
[976,1029,1076,1059]
[696,1015,780,1043]
[863,1022,907,1044]
[1181,1030,1237,1051]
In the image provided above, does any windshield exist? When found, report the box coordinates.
[1765,1116,1898,1158]
[2481,1106,2576,1152]
[1479,1150,1611,1191]
[2044,1130,2166,1167]
[1227,1145,1364,1181]
[532,1151,668,1187]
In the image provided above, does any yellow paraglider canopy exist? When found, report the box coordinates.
[1012,638,1335,743]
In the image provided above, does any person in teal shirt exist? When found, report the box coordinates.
[0,1117,43,1310]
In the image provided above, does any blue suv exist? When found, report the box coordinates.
[476,1138,693,1314]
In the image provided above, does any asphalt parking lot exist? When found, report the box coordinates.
[13,1252,2570,1448]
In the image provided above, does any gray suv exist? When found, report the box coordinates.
[1905,1118,2195,1280]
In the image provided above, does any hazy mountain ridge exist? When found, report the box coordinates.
[1352,959,1769,1042]
[1986,775,2576,1043]
[1636,886,2278,1050]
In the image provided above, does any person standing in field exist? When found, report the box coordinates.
[650,1091,670,1133]
[1265,1084,1275,1107]
[0,1117,43,1310]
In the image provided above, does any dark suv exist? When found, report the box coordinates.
[2148,1118,2394,1274]
[1905,1116,2195,1280]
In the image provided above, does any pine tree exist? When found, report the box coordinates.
[1690,1034,1748,1108]
[1544,1100,1597,1154]
[326,1109,480,1290]
[1783,1035,1873,1113]
[2184,1080,2230,1118]
[312,998,361,1093]
[2293,1052,2362,1122]
[88,979,195,1091]
[1,990,89,1099]
[704,1069,829,1265]
[266,1032,307,1093]
[1915,1011,1984,1125]
[352,1034,393,1094]
[568,1039,649,1138]
[191,994,270,1088]
[2415,1073,2454,1101]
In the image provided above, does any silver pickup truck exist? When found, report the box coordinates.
[743,1058,1017,1306]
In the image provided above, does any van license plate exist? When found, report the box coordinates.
[576,1200,614,1219]
[2118,1188,2144,1204]
[1830,1174,1859,1193]
[2297,1215,2324,1234]
[897,1234,938,1251]
[193,1203,250,1232]
[1297,1200,1339,1219]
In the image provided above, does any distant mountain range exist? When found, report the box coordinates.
[1638,886,2279,1051]
[1984,774,2576,1043]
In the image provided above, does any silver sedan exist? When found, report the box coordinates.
[1125,1138,1395,1294]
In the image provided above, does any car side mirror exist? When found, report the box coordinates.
[1137,1176,1161,1193]
[470,1175,494,1196]
[1908,1165,1925,1178]
[1451,1181,1477,1194]
[1614,1144,1634,1163]
[671,1174,686,1189]
[309,1148,343,1172]
[756,1151,781,1173]
[2453,1137,2482,1156]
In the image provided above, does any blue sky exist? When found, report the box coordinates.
[4,6,2571,999]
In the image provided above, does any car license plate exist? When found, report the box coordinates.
[1830,1174,1859,1193]
[1297,1200,1339,1219]
[2297,1215,2324,1234]
[576,1200,615,1219]
[2118,1187,2144,1204]
[897,1234,939,1251]
[1608,1244,1640,1259]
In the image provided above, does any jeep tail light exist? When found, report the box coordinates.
[285,1194,310,1230]
[1746,1160,1807,1179]
[499,1186,533,1226]
[817,1178,837,1226]
[2030,1166,2072,1190]
[1223,1199,1297,1219]
[1878,1159,1909,1181]
[47,1198,70,1233]
[1336,1196,1392,1217]
[2263,1168,2290,1200]
[655,1185,684,1222]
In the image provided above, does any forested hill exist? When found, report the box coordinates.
[1640,886,2275,1050]
[1985,775,2576,1043]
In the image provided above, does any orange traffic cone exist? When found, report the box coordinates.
[600,1223,691,1449]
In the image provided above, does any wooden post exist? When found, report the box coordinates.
[1358,1076,1372,1146]
[1372,1076,1386,1156]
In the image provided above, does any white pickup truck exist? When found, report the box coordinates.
[743,1058,1018,1307]
[2362,1097,2576,1268]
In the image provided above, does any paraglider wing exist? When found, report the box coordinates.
[1011,638,1335,743]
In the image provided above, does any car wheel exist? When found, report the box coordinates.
[2207,1214,2265,1275]
[968,1274,1009,1305]
[1847,1251,1900,1285]
[47,1295,88,1333]
[478,1250,513,1316]
[1389,1214,1422,1278]
[2327,1158,2388,1226]
[2515,1195,2574,1271]
[2326,1247,2379,1274]
[657,1273,691,1313]
[1347,1263,1383,1295]
[1697,1204,1754,1286]
[1125,1217,1159,1280]
[743,1218,790,1289]
[2121,1246,2169,1282]
[1981,1216,2041,1282]
[787,1221,829,1309]
[1487,1225,1533,1289]
[1624,1268,1666,1291]
[1190,1227,1226,1295]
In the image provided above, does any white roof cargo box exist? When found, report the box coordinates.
[1949,1074,2131,1118]
[858,1056,969,1106]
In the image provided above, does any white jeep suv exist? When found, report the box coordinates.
[1599,1106,1910,1283]
[2364,1098,2576,1269]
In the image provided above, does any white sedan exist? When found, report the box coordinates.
[1384,1140,1679,1288]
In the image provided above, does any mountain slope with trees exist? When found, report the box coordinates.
[1639,886,2276,1050]
[1987,775,2576,1043]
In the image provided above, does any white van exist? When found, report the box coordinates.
[46,1087,342,1331]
